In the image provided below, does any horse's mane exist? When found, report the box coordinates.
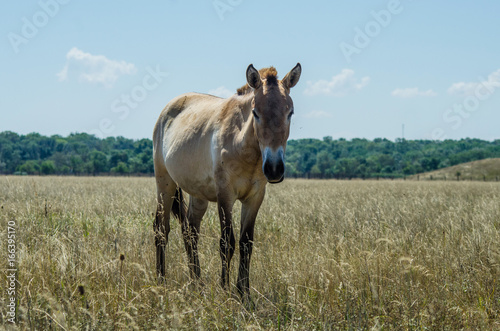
[237,67,279,96]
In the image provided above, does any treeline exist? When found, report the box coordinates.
[285,137,500,179]
[0,131,499,178]
[0,132,153,175]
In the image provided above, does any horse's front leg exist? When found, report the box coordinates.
[237,189,265,300]
[217,194,236,289]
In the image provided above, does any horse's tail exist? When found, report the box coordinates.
[172,187,188,223]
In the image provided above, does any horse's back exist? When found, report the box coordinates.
[154,93,220,136]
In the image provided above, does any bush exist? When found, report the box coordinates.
[41,160,55,175]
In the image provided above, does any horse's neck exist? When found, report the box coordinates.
[234,94,260,157]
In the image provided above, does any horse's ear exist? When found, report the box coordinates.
[246,64,262,89]
[282,63,302,89]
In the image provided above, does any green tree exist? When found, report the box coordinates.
[70,155,84,174]
[334,158,359,179]
[110,150,129,168]
[316,150,332,178]
[310,165,322,178]
[18,160,40,174]
[90,151,108,174]
[111,162,129,174]
[41,160,55,175]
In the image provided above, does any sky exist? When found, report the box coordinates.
[1,0,499,141]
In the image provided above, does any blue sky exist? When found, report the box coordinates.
[1,0,499,141]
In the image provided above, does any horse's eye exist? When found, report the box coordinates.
[288,110,294,120]
[252,109,260,120]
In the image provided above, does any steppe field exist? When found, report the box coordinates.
[1,176,499,330]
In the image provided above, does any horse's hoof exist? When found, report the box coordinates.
[242,294,255,311]
[156,274,166,285]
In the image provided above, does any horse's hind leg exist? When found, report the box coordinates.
[154,169,177,281]
[217,195,236,289]
[182,196,208,279]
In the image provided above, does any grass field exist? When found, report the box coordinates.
[1,176,499,330]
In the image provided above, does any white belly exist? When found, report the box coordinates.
[163,124,218,202]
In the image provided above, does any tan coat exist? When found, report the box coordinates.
[153,63,301,300]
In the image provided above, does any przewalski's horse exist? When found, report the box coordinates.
[153,63,301,299]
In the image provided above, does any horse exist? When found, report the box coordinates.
[152,63,301,300]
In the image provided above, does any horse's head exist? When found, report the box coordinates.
[246,63,301,184]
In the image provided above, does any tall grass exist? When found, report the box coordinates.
[1,177,499,329]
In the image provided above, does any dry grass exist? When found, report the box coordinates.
[1,176,499,330]
[412,158,500,181]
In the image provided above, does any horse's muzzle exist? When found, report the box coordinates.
[267,175,284,184]
[263,147,285,184]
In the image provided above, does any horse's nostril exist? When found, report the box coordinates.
[276,160,285,175]
[263,159,285,181]
[263,161,273,177]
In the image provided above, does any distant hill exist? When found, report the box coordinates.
[411,158,500,181]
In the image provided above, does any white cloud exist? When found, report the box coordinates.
[447,69,500,96]
[57,64,68,81]
[391,87,437,98]
[207,86,234,98]
[57,47,137,87]
[303,110,333,119]
[304,69,370,96]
